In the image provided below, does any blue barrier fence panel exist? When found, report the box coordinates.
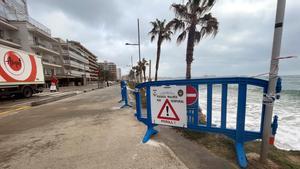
[207,83,213,128]
[221,84,228,129]
[132,77,269,168]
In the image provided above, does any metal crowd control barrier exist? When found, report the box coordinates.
[119,80,132,108]
[134,77,272,168]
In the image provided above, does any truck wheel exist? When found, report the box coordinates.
[23,87,33,98]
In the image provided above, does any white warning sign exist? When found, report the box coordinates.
[151,86,187,128]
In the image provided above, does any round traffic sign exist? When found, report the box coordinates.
[187,86,198,105]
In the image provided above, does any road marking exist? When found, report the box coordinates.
[0,106,31,116]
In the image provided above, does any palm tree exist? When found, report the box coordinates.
[170,0,219,79]
[128,69,135,81]
[132,65,142,83]
[139,58,148,82]
[136,58,148,82]
[149,19,173,81]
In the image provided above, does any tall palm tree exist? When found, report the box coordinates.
[132,65,142,83]
[171,0,219,79]
[139,58,148,82]
[149,19,173,81]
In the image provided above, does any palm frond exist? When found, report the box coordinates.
[197,16,218,41]
[177,30,187,44]
[167,18,186,32]
[171,3,189,20]
[150,35,156,42]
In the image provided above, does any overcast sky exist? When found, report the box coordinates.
[27,0,300,77]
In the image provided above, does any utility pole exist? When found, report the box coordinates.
[260,0,286,163]
[137,18,142,82]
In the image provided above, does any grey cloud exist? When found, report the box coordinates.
[27,0,300,77]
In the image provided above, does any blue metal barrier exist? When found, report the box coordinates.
[133,77,270,168]
[119,81,126,103]
[120,80,132,108]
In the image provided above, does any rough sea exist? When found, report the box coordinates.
[196,75,300,151]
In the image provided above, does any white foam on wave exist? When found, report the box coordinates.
[198,85,300,151]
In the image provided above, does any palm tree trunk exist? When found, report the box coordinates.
[143,68,146,82]
[155,38,162,81]
[186,26,196,79]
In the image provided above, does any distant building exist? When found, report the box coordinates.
[0,0,64,86]
[99,61,117,81]
[116,68,121,80]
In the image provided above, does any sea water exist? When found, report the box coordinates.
[197,75,300,151]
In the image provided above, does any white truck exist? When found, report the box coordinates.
[0,44,44,98]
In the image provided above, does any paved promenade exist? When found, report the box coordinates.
[0,86,236,169]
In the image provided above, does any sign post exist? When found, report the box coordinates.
[260,0,286,163]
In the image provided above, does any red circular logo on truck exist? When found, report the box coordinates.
[4,51,23,72]
[0,50,37,82]
[187,86,198,106]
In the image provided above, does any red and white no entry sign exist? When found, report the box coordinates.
[186,86,198,106]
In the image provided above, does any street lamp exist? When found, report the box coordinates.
[125,18,142,81]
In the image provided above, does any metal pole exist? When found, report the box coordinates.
[260,0,286,163]
[149,60,151,81]
[137,19,141,63]
[131,56,133,68]
[137,18,142,82]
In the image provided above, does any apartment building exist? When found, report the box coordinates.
[0,0,99,86]
[85,46,98,81]
[99,61,117,81]
[0,0,64,85]
[116,68,121,80]
[54,39,100,86]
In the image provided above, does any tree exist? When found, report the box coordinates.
[170,0,219,79]
[128,69,135,81]
[139,58,148,82]
[149,19,173,81]
[100,69,111,81]
[132,65,142,83]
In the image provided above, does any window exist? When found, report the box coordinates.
[33,36,38,45]
[0,29,4,39]
[56,68,62,75]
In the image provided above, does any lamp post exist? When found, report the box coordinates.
[260,0,286,163]
[125,18,142,82]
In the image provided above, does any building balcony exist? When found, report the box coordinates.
[0,37,21,49]
[31,43,60,56]
[64,60,88,71]
[61,49,69,55]
[69,51,89,64]
[42,61,62,68]
[69,70,87,78]
[0,19,18,30]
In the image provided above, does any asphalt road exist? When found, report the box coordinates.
[0,86,188,169]
[0,83,103,116]
[0,85,236,169]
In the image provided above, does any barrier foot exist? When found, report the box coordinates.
[235,142,247,168]
[118,99,124,103]
[120,103,132,109]
[142,126,158,143]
